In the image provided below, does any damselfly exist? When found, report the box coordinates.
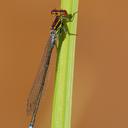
[27,9,76,128]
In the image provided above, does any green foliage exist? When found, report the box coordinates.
[51,0,79,128]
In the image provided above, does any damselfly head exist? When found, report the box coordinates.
[51,9,68,16]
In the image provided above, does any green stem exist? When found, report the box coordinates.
[51,0,79,128]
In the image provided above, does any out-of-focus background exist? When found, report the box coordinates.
[0,0,128,128]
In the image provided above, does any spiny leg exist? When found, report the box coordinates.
[62,22,77,36]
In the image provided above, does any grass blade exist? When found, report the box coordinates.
[51,0,79,128]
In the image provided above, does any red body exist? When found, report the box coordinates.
[51,9,68,31]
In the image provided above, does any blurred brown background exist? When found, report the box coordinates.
[0,0,128,128]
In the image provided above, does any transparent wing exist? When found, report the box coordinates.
[26,37,52,115]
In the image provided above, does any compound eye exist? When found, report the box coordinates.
[51,11,59,16]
